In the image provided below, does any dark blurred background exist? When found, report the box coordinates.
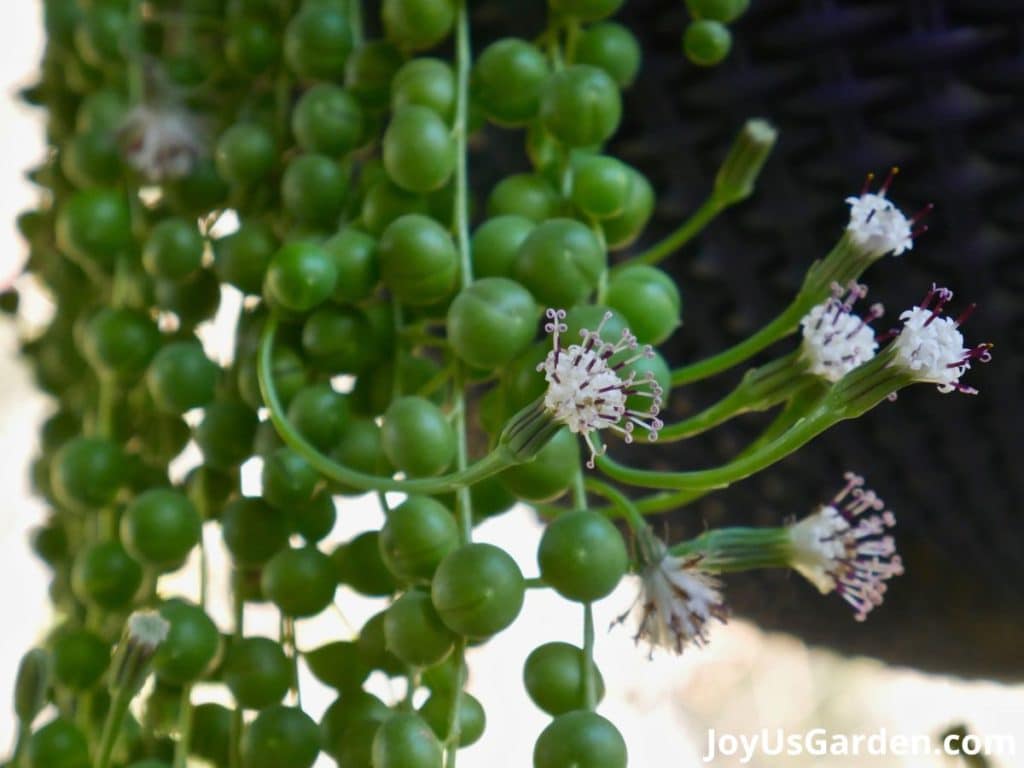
[478,0,1024,680]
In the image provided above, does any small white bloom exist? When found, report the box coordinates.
[789,472,903,622]
[844,170,914,257]
[539,308,663,468]
[800,282,883,382]
[625,536,727,655]
[119,105,204,182]
[889,285,992,394]
[128,610,170,650]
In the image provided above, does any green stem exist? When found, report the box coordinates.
[452,370,473,539]
[127,0,145,104]
[583,477,647,534]
[284,618,302,709]
[581,603,596,710]
[229,571,245,768]
[572,469,587,510]
[94,686,133,768]
[731,381,827,460]
[443,642,467,767]
[597,405,838,491]
[258,315,517,494]
[402,670,419,710]
[631,489,708,516]
[593,222,610,304]
[392,300,404,401]
[452,2,472,293]
[446,7,473,766]
[75,690,93,739]
[347,0,364,47]
[589,388,828,517]
[660,352,809,442]
[96,379,117,439]
[658,394,747,442]
[12,722,29,768]
[628,196,725,268]
[670,300,807,386]
[172,685,193,768]
[603,353,912,494]
[564,16,581,64]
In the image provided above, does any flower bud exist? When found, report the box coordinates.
[713,118,777,205]
[14,648,50,723]
[109,611,170,697]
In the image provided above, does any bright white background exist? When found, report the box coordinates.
[1,4,1022,766]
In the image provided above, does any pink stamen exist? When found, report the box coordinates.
[954,303,977,327]
[910,202,934,225]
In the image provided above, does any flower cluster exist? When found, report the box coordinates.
[844,170,914,258]
[799,282,883,382]
[539,309,664,468]
[788,473,904,621]
[888,284,993,394]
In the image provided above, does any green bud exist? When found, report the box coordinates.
[109,611,170,697]
[14,648,50,723]
[714,118,777,205]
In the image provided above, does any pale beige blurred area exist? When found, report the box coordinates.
[1,3,1023,767]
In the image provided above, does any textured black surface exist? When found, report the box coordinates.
[477,0,1024,679]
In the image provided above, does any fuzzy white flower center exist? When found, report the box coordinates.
[539,309,663,468]
[789,473,903,622]
[890,305,970,392]
[800,285,882,382]
[845,191,913,257]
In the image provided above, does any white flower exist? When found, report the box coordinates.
[788,472,903,622]
[127,610,170,651]
[624,535,727,655]
[119,105,204,182]
[889,285,992,394]
[800,282,883,382]
[844,170,914,257]
[538,308,663,468]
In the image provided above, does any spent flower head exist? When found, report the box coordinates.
[539,308,663,468]
[845,169,915,258]
[788,473,903,621]
[888,284,992,394]
[621,531,727,656]
[800,281,884,383]
[119,105,204,182]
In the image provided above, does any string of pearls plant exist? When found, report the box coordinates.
[2,0,991,767]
